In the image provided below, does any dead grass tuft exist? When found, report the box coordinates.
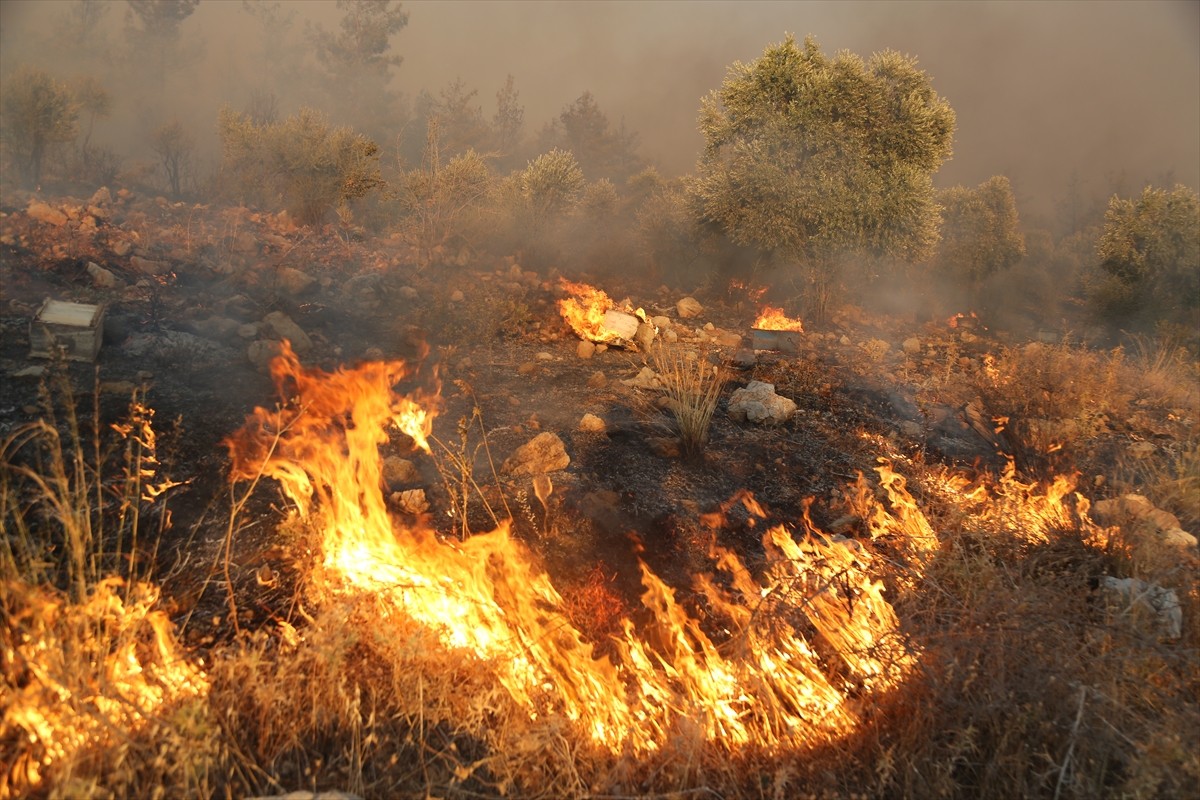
[652,341,728,456]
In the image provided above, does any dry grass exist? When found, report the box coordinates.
[651,340,729,456]
[2,338,1198,799]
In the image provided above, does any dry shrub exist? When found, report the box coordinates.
[652,341,728,456]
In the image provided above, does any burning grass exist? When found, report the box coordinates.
[2,334,1197,798]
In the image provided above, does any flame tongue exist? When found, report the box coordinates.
[227,345,918,754]
[754,306,805,332]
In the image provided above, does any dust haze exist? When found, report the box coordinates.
[1,0,1196,222]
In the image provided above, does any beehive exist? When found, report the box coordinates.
[30,299,106,362]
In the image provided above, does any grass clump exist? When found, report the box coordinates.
[652,341,728,456]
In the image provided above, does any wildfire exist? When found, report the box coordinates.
[226,344,923,755]
[754,306,805,332]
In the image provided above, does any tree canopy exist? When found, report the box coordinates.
[935,175,1026,287]
[693,34,955,283]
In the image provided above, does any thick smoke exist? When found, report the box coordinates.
[1,0,1196,223]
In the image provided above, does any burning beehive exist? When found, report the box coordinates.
[751,305,804,352]
[29,299,106,362]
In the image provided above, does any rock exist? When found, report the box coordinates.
[86,261,120,288]
[517,361,536,375]
[89,186,113,206]
[578,413,606,433]
[262,311,312,354]
[652,315,671,330]
[449,290,465,302]
[13,365,45,378]
[676,296,703,319]
[130,255,170,276]
[1092,494,1198,549]
[392,488,429,515]
[397,285,418,301]
[237,323,259,339]
[1100,576,1183,639]
[27,200,67,226]
[663,328,678,343]
[247,339,284,370]
[340,273,383,310]
[275,267,316,295]
[731,348,757,369]
[190,315,242,341]
[576,340,596,359]
[501,432,570,476]
[728,381,797,425]
[536,351,555,362]
[123,330,224,360]
[1127,441,1157,459]
[634,321,656,351]
[713,328,743,348]
[587,370,607,388]
[621,366,662,390]
[111,239,133,257]
[902,336,922,355]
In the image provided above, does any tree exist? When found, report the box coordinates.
[0,66,79,187]
[934,175,1026,292]
[71,75,112,168]
[307,0,408,141]
[150,118,194,197]
[692,35,955,317]
[1092,184,1200,329]
[490,74,525,166]
[539,91,642,182]
[124,0,201,94]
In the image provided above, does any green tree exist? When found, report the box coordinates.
[692,34,955,318]
[539,91,642,182]
[0,66,79,188]
[71,75,112,169]
[490,74,525,167]
[935,175,1026,293]
[1092,184,1200,329]
[218,106,383,226]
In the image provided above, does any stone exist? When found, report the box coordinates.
[398,285,418,300]
[652,315,671,330]
[501,432,570,476]
[902,336,922,355]
[587,370,607,388]
[237,323,259,339]
[27,200,67,227]
[340,273,383,310]
[1100,576,1183,639]
[578,413,606,433]
[577,340,596,359]
[87,261,120,288]
[190,315,242,341]
[262,311,312,354]
[275,266,316,295]
[731,348,757,370]
[89,186,113,206]
[1128,441,1157,459]
[621,366,663,390]
[728,381,797,425]
[634,321,656,351]
[247,339,284,370]
[393,488,429,515]
[1092,494,1198,549]
[130,255,170,276]
[112,239,133,257]
[713,328,743,348]
[536,351,555,361]
[449,290,465,302]
[676,296,703,319]
[517,361,536,376]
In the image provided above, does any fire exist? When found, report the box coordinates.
[557,278,646,344]
[754,306,805,332]
[226,344,924,755]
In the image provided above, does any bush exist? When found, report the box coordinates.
[217,106,382,226]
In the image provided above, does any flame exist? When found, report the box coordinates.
[226,346,927,755]
[557,279,617,342]
[754,306,805,332]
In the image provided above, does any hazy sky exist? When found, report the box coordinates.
[2,0,1197,222]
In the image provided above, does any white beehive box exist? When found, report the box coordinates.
[30,299,106,362]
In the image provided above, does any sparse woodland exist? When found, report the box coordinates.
[1,4,1198,799]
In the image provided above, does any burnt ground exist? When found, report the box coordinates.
[0,189,1159,645]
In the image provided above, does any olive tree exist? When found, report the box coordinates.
[1092,184,1199,330]
[0,66,79,188]
[935,175,1026,294]
[693,35,955,317]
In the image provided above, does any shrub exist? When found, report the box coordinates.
[217,106,382,226]
[0,65,79,187]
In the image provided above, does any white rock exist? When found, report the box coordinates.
[1101,576,1182,639]
[728,381,797,425]
[676,296,703,319]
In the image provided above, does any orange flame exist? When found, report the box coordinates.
[226,346,923,754]
[754,306,805,332]
[557,279,616,342]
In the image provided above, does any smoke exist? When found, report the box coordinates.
[1,0,1196,221]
